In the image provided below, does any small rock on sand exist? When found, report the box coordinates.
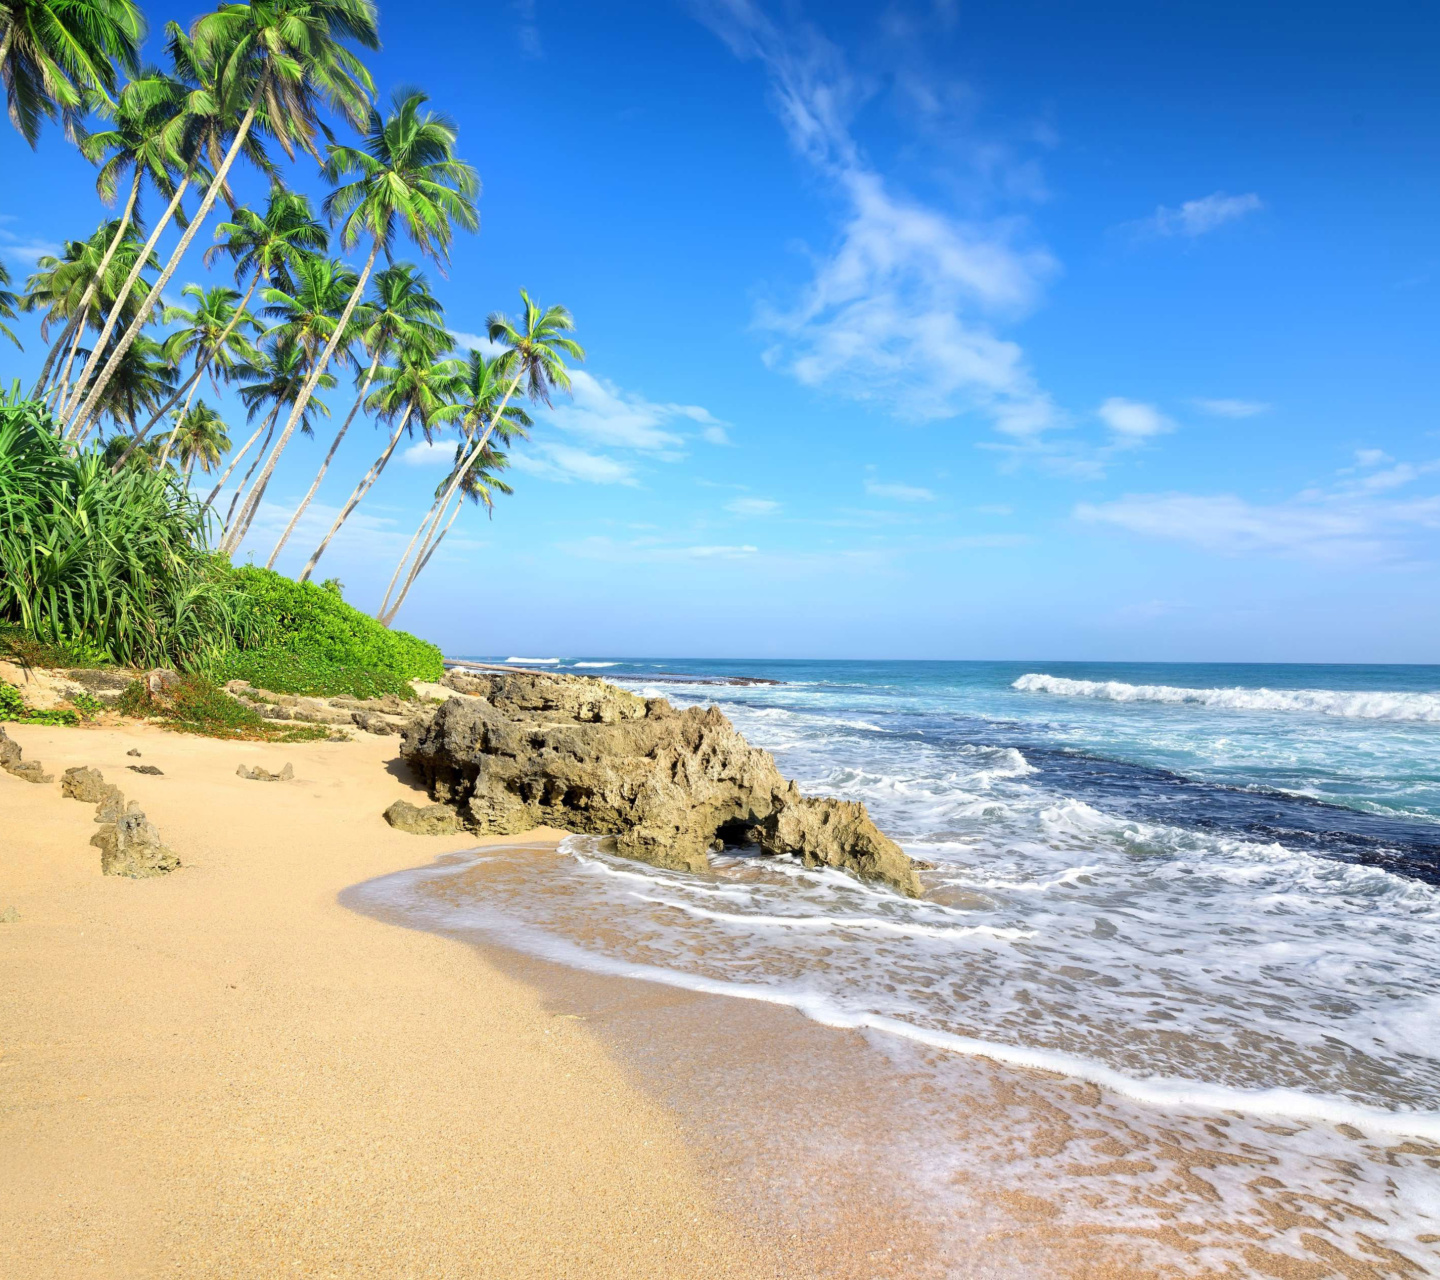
[126,748,142,757]
[128,764,164,776]
[383,799,462,835]
[237,763,294,782]
[0,906,18,923]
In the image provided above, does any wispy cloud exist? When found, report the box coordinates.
[1192,398,1270,418]
[402,440,455,467]
[697,0,1060,435]
[1076,460,1440,562]
[726,496,781,515]
[1354,448,1393,468]
[0,224,61,268]
[512,0,541,56]
[557,535,759,562]
[512,443,639,486]
[1128,191,1264,239]
[865,480,936,502]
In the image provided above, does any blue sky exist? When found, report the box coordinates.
[3,0,1438,661]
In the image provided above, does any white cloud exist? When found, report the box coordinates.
[865,480,936,502]
[512,0,541,57]
[512,443,638,486]
[1134,191,1264,238]
[0,226,62,268]
[1077,462,1440,563]
[1097,397,1174,441]
[1355,448,1393,468]
[402,440,455,467]
[699,0,1060,434]
[726,497,780,516]
[547,370,730,454]
[701,424,732,445]
[557,536,759,562]
[1193,398,1270,418]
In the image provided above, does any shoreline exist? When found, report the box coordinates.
[0,720,775,1277]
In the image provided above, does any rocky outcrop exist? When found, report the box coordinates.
[61,764,179,876]
[402,670,923,897]
[383,799,462,835]
[237,762,293,782]
[0,725,52,783]
[224,681,417,737]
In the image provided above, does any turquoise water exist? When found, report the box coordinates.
[362,657,1440,1268]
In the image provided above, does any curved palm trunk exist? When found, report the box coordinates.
[202,414,269,511]
[264,348,380,570]
[222,406,279,538]
[297,404,412,583]
[62,172,191,432]
[379,372,523,624]
[385,489,468,623]
[70,93,264,441]
[155,374,204,469]
[222,238,380,558]
[33,171,141,402]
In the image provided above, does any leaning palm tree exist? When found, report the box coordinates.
[222,87,479,558]
[85,332,176,439]
[0,261,20,348]
[377,291,581,625]
[296,326,458,581]
[66,0,378,439]
[36,69,189,400]
[166,400,230,480]
[269,260,446,569]
[0,0,144,146]
[383,439,514,622]
[23,221,157,407]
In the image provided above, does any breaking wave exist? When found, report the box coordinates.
[1014,673,1440,722]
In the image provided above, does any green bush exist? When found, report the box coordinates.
[219,648,414,700]
[0,398,248,669]
[118,675,327,742]
[0,680,79,726]
[228,566,443,684]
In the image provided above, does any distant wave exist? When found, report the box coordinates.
[1014,673,1440,722]
[572,661,620,668]
[504,657,561,665]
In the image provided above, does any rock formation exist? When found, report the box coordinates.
[0,725,52,783]
[400,669,923,897]
[60,765,179,877]
[237,762,293,782]
[383,799,462,835]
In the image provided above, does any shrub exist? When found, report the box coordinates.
[118,675,327,742]
[228,566,443,684]
[219,649,414,700]
[0,399,248,669]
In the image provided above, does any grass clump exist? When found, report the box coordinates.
[118,675,327,743]
[0,622,110,671]
[0,680,79,726]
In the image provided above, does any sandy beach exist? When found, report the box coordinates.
[0,720,774,1278]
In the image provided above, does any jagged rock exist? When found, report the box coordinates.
[236,762,293,782]
[143,668,181,708]
[403,671,923,897]
[128,764,163,776]
[1,729,52,783]
[126,748,142,757]
[92,809,180,877]
[62,765,122,807]
[383,799,462,835]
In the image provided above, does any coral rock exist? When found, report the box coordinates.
[236,762,294,782]
[383,799,462,835]
[93,810,180,878]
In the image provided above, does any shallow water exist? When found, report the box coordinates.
[376,658,1440,1273]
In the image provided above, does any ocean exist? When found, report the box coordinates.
[354,658,1440,1272]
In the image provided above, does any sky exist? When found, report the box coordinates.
[3,0,1438,662]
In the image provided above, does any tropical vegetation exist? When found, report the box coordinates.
[0,0,583,706]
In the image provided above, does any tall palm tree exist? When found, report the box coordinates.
[166,400,230,480]
[219,336,334,549]
[0,0,144,145]
[125,283,259,469]
[86,332,175,437]
[298,334,459,581]
[67,0,378,439]
[23,220,157,406]
[378,291,581,625]
[268,260,445,569]
[0,261,20,348]
[205,190,328,300]
[223,87,478,557]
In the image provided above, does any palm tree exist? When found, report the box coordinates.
[0,0,144,146]
[85,332,175,438]
[36,69,189,401]
[268,260,445,569]
[377,291,581,625]
[298,334,459,581]
[66,0,378,439]
[166,400,230,480]
[23,221,157,407]
[219,336,334,549]
[0,261,20,348]
[222,87,478,558]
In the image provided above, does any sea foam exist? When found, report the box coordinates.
[1014,672,1440,721]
